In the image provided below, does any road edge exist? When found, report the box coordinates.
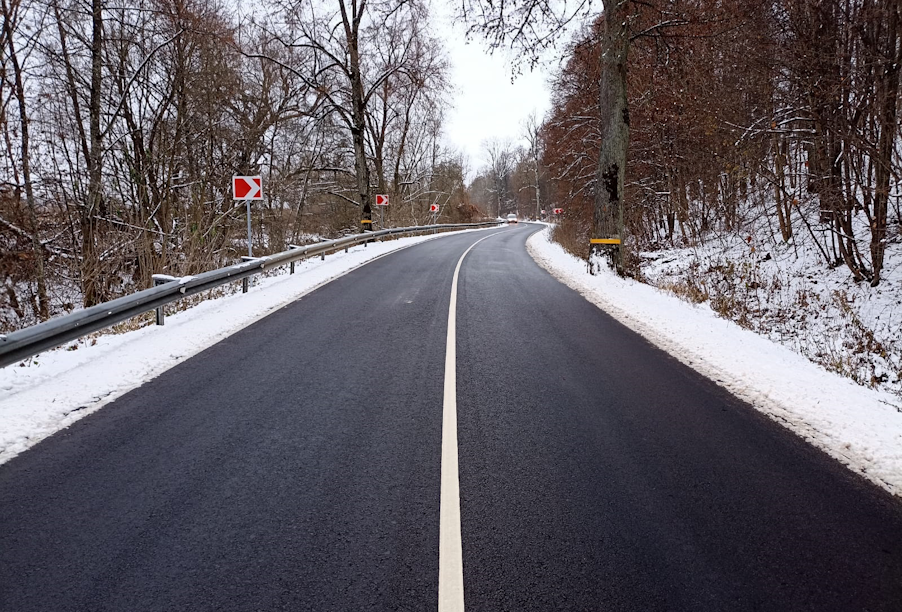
[0,227,502,466]
[526,227,902,499]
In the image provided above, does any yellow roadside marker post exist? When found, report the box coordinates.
[589,238,622,273]
[361,219,373,247]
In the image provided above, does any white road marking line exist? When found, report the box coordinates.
[439,232,502,612]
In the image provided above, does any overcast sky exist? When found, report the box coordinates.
[432,3,553,179]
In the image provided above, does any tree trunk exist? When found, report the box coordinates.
[369,80,390,196]
[81,0,104,307]
[339,0,372,213]
[392,101,413,194]
[870,2,901,286]
[1,0,49,320]
[532,142,541,219]
[773,139,792,242]
[592,0,629,274]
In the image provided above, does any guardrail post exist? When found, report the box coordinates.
[241,256,262,293]
[152,274,180,325]
[155,279,166,325]
[288,245,300,274]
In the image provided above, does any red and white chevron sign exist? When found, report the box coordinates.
[233,176,263,200]
[375,194,389,206]
[430,204,439,212]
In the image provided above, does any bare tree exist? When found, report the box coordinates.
[592,1,628,272]
[483,138,516,217]
[0,0,461,331]
[269,0,425,213]
[521,111,544,219]
[0,0,48,318]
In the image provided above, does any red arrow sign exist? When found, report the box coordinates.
[430,204,439,212]
[553,208,564,214]
[375,194,389,206]
[233,176,262,200]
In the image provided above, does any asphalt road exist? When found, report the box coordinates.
[2,224,901,611]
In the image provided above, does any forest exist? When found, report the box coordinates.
[0,0,476,330]
[537,0,900,281]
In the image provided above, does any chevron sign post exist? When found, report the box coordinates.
[430,203,439,226]
[374,194,389,228]
[233,176,262,200]
[234,176,263,257]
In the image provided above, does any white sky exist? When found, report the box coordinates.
[432,3,553,179]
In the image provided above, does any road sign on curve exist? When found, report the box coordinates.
[233,176,263,200]
[375,194,389,206]
[430,204,439,212]
[553,207,564,214]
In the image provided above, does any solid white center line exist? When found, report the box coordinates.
[439,232,501,612]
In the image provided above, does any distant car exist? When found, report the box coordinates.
[506,214,518,224]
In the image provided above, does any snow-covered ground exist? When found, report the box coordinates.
[640,214,902,399]
[528,226,902,498]
[0,229,494,464]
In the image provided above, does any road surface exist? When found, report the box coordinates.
[2,224,901,611]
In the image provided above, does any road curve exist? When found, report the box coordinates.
[1,224,901,611]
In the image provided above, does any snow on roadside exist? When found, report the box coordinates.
[0,229,492,465]
[640,212,902,398]
[527,226,902,497]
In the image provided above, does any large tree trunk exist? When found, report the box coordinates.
[81,0,104,307]
[339,0,372,213]
[592,0,629,274]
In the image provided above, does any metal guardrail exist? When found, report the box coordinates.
[0,222,498,368]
